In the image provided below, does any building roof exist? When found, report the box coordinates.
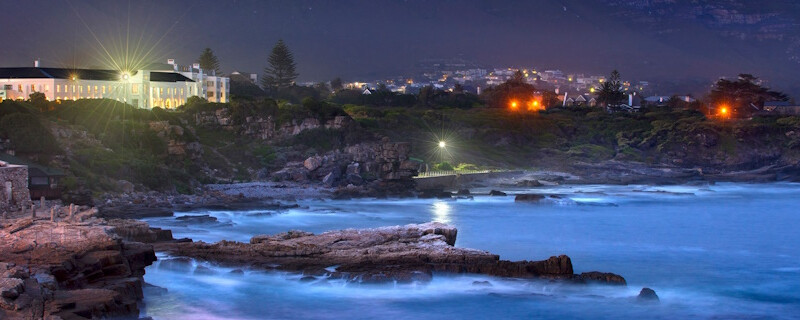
[0,153,66,177]
[0,67,136,81]
[149,72,194,83]
[0,67,192,83]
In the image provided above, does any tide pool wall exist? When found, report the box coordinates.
[0,161,31,212]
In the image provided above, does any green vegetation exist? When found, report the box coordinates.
[2,68,799,198]
[0,112,60,156]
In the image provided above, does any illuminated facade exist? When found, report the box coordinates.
[0,59,229,108]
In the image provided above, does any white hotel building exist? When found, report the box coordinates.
[0,59,229,109]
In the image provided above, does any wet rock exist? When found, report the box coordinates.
[516,179,543,187]
[637,287,659,302]
[99,205,174,219]
[418,189,453,199]
[229,269,245,275]
[514,194,545,202]
[489,190,507,196]
[322,170,342,187]
[0,218,157,319]
[160,223,624,286]
[457,189,471,195]
[472,280,493,287]
[175,215,218,224]
[578,271,627,285]
[0,278,24,299]
[299,276,317,283]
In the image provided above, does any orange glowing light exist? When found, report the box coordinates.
[510,101,519,109]
[527,100,545,111]
[720,107,728,114]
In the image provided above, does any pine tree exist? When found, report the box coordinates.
[262,40,298,91]
[197,48,221,75]
[596,70,625,107]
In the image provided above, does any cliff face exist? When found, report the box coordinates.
[193,108,354,140]
[271,138,419,195]
[0,218,157,319]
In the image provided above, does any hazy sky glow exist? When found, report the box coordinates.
[1,0,799,96]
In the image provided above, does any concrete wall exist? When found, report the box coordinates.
[0,163,31,212]
[414,171,523,190]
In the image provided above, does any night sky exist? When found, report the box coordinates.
[2,0,800,96]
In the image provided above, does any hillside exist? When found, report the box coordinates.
[2,97,800,202]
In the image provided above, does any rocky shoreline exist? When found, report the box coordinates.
[0,216,157,319]
[2,211,635,319]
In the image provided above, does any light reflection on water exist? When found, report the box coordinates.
[143,183,800,319]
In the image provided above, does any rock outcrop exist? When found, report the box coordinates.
[0,218,158,319]
[159,222,625,285]
[193,107,353,141]
[274,138,419,196]
[637,287,660,302]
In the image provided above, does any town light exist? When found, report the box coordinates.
[121,72,130,81]
[438,141,446,148]
[510,100,519,110]
[70,74,77,81]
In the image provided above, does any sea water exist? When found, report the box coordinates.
[141,183,800,319]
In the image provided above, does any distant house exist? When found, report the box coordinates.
[644,96,670,106]
[612,94,643,112]
[573,94,597,107]
[0,154,66,200]
[362,88,372,95]
[763,101,800,115]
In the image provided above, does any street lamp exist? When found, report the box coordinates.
[438,141,446,148]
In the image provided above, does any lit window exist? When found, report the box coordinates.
[56,85,60,93]
[180,88,184,95]
[132,84,139,94]
[79,86,83,93]
[45,85,49,91]
[94,86,98,93]
[102,86,106,94]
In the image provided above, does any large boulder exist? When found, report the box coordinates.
[303,156,323,171]
[637,287,659,302]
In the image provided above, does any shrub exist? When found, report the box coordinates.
[434,161,454,171]
[0,113,60,155]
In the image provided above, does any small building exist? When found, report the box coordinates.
[763,101,800,115]
[573,94,597,107]
[0,154,65,200]
[0,160,31,212]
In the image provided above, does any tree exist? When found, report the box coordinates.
[197,48,221,75]
[262,39,298,91]
[596,70,625,107]
[330,77,344,91]
[28,92,48,111]
[708,74,788,117]
[479,70,537,108]
[313,82,331,97]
